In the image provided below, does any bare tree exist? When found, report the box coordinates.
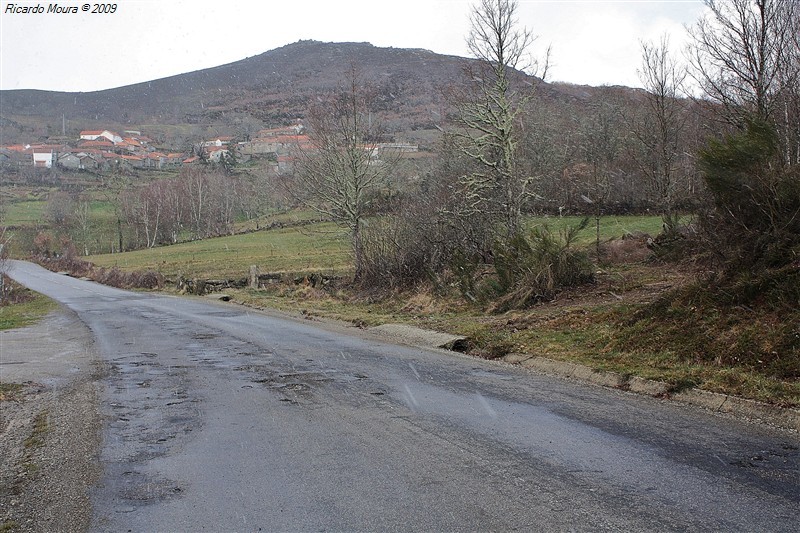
[633,35,689,229]
[140,185,164,248]
[44,191,75,227]
[688,0,800,270]
[101,171,132,253]
[687,0,798,127]
[183,166,211,239]
[778,4,800,165]
[581,100,624,254]
[0,194,10,299]
[72,197,93,255]
[293,66,395,280]
[451,0,549,239]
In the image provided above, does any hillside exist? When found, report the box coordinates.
[0,40,629,144]
[0,41,464,132]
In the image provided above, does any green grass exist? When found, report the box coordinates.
[88,222,352,279]
[86,215,664,281]
[23,411,49,449]
[0,520,19,532]
[525,215,670,247]
[0,290,57,331]
[2,200,47,227]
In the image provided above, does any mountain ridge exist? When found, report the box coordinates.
[0,40,630,144]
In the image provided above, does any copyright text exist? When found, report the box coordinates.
[4,3,118,14]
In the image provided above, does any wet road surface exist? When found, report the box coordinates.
[7,260,799,531]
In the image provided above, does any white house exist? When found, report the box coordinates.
[202,136,234,148]
[206,146,230,162]
[80,130,123,144]
[33,150,54,168]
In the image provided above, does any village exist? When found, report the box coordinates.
[0,122,420,176]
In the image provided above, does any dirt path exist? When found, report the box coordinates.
[0,307,103,532]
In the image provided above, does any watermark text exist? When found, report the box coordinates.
[4,3,118,14]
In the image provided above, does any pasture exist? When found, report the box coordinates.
[87,215,665,280]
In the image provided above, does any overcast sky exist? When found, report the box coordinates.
[0,0,705,92]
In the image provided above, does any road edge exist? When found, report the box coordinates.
[502,353,800,432]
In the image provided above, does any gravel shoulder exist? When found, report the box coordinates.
[0,306,103,532]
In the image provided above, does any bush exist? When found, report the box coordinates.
[357,216,434,290]
[698,119,800,271]
[487,221,595,312]
[92,267,164,290]
[0,275,34,306]
[33,248,164,291]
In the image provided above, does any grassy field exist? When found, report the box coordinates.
[88,222,351,279]
[526,215,668,246]
[86,215,661,280]
[3,199,48,227]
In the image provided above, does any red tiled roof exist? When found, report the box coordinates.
[30,144,66,150]
[80,140,114,147]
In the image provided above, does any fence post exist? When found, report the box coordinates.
[249,265,260,289]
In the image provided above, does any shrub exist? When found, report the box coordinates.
[698,119,800,271]
[487,221,595,312]
[357,213,449,291]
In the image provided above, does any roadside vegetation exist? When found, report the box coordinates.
[2,0,797,406]
[57,214,795,407]
[0,278,57,331]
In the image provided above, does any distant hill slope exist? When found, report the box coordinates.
[1,42,470,128]
[0,40,630,143]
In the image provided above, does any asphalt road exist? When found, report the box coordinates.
[7,260,799,532]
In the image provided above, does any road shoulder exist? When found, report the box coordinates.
[0,306,103,532]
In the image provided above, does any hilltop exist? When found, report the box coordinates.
[0,40,635,145]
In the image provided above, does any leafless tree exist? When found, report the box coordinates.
[101,171,132,253]
[44,191,75,227]
[688,0,800,270]
[581,100,625,254]
[687,0,799,129]
[633,35,690,229]
[72,197,93,255]
[0,225,9,302]
[0,194,9,295]
[183,166,212,239]
[293,66,396,280]
[451,0,550,239]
